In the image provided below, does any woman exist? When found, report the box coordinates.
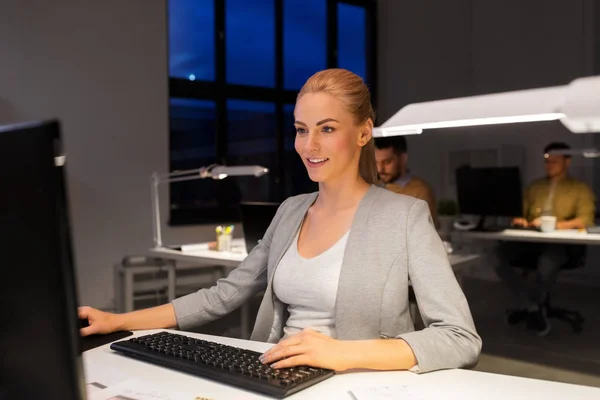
[80,69,481,373]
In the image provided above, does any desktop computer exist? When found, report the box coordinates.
[239,202,281,253]
[0,120,332,399]
[0,120,85,400]
[455,166,523,231]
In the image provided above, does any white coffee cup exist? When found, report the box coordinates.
[540,216,557,232]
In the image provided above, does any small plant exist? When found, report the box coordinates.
[438,199,458,216]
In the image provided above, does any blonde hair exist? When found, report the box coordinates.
[297,68,378,184]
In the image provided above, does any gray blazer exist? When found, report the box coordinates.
[172,185,482,373]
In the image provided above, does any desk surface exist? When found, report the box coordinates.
[150,239,480,268]
[456,229,600,245]
[149,239,247,267]
[84,329,600,399]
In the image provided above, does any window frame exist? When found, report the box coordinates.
[168,0,377,225]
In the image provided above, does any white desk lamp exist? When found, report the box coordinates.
[373,75,600,137]
[151,164,269,248]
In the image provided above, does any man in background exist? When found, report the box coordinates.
[494,142,596,336]
[374,136,438,226]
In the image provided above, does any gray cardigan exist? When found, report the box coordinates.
[172,185,482,373]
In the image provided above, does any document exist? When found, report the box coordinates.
[88,378,205,400]
[348,384,426,400]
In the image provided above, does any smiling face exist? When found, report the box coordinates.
[294,92,368,184]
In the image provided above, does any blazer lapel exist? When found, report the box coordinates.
[335,185,386,340]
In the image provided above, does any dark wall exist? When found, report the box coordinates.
[377,0,598,122]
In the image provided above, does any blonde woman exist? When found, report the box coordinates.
[80,69,481,373]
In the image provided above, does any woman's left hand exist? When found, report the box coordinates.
[259,329,351,371]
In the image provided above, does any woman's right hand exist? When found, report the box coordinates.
[78,306,122,336]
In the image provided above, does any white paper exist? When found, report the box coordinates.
[180,243,210,253]
[349,384,426,400]
[88,378,200,400]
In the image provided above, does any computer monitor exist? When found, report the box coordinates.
[455,165,523,230]
[239,202,280,253]
[0,120,85,399]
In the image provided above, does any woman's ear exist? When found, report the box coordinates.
[358,118,374,146]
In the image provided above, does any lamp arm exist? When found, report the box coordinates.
[151,172,162,248]
[151,163,269,248]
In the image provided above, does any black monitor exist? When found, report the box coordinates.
[239,202,280,253]
[455,165,523,230]
[0,120,85,399]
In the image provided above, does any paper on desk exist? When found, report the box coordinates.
[180,243,210,253]
[88,378,199,400]
[348,384,426,400]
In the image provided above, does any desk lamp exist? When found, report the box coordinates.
[151,164,269,248]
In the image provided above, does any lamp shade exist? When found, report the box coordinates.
[374,75,600,136]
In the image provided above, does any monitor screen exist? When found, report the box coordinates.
[239,202,280,253]
[0,120,84,400]
[455,166,523,218]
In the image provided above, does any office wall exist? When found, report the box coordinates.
[0,0,218,308]
[377,0,600,283]
[378,0,595,120]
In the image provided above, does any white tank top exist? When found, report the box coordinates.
[273,229,350,339]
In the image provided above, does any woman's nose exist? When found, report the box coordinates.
[305,131,320,151]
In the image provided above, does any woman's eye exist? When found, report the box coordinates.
[295,127,307,134]
[322,126,334,133]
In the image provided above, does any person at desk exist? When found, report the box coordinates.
[494,142,596,336]
[374,136,439,227]
[80,69,481,374]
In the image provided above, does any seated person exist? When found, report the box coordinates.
[80,68,481,374]
[374,136,439,227]
[494,142,595,336]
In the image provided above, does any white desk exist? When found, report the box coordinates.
[455,229,600,245]
[84,329,600,400]
[149,240,480,339]
[150,239,248,268]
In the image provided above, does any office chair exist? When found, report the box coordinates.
[511,244,586,333]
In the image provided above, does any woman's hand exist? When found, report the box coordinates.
[78,306,122,336]
[259,329,350,371]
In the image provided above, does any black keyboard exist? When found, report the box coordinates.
[110,331,335,398]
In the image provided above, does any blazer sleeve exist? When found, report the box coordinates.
[172,199,290,331]
[397,199,482,373]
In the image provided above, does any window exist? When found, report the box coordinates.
[169,0,215,81]
[226,0,276,87]
[283,0,327,90]
[170,98,217,165]
[227,100,277,201]
[337,2,367,81]
[168,0,376,224]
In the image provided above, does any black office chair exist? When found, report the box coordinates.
[511,244,586,333]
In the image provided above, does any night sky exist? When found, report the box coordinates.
[168,0,367,88]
